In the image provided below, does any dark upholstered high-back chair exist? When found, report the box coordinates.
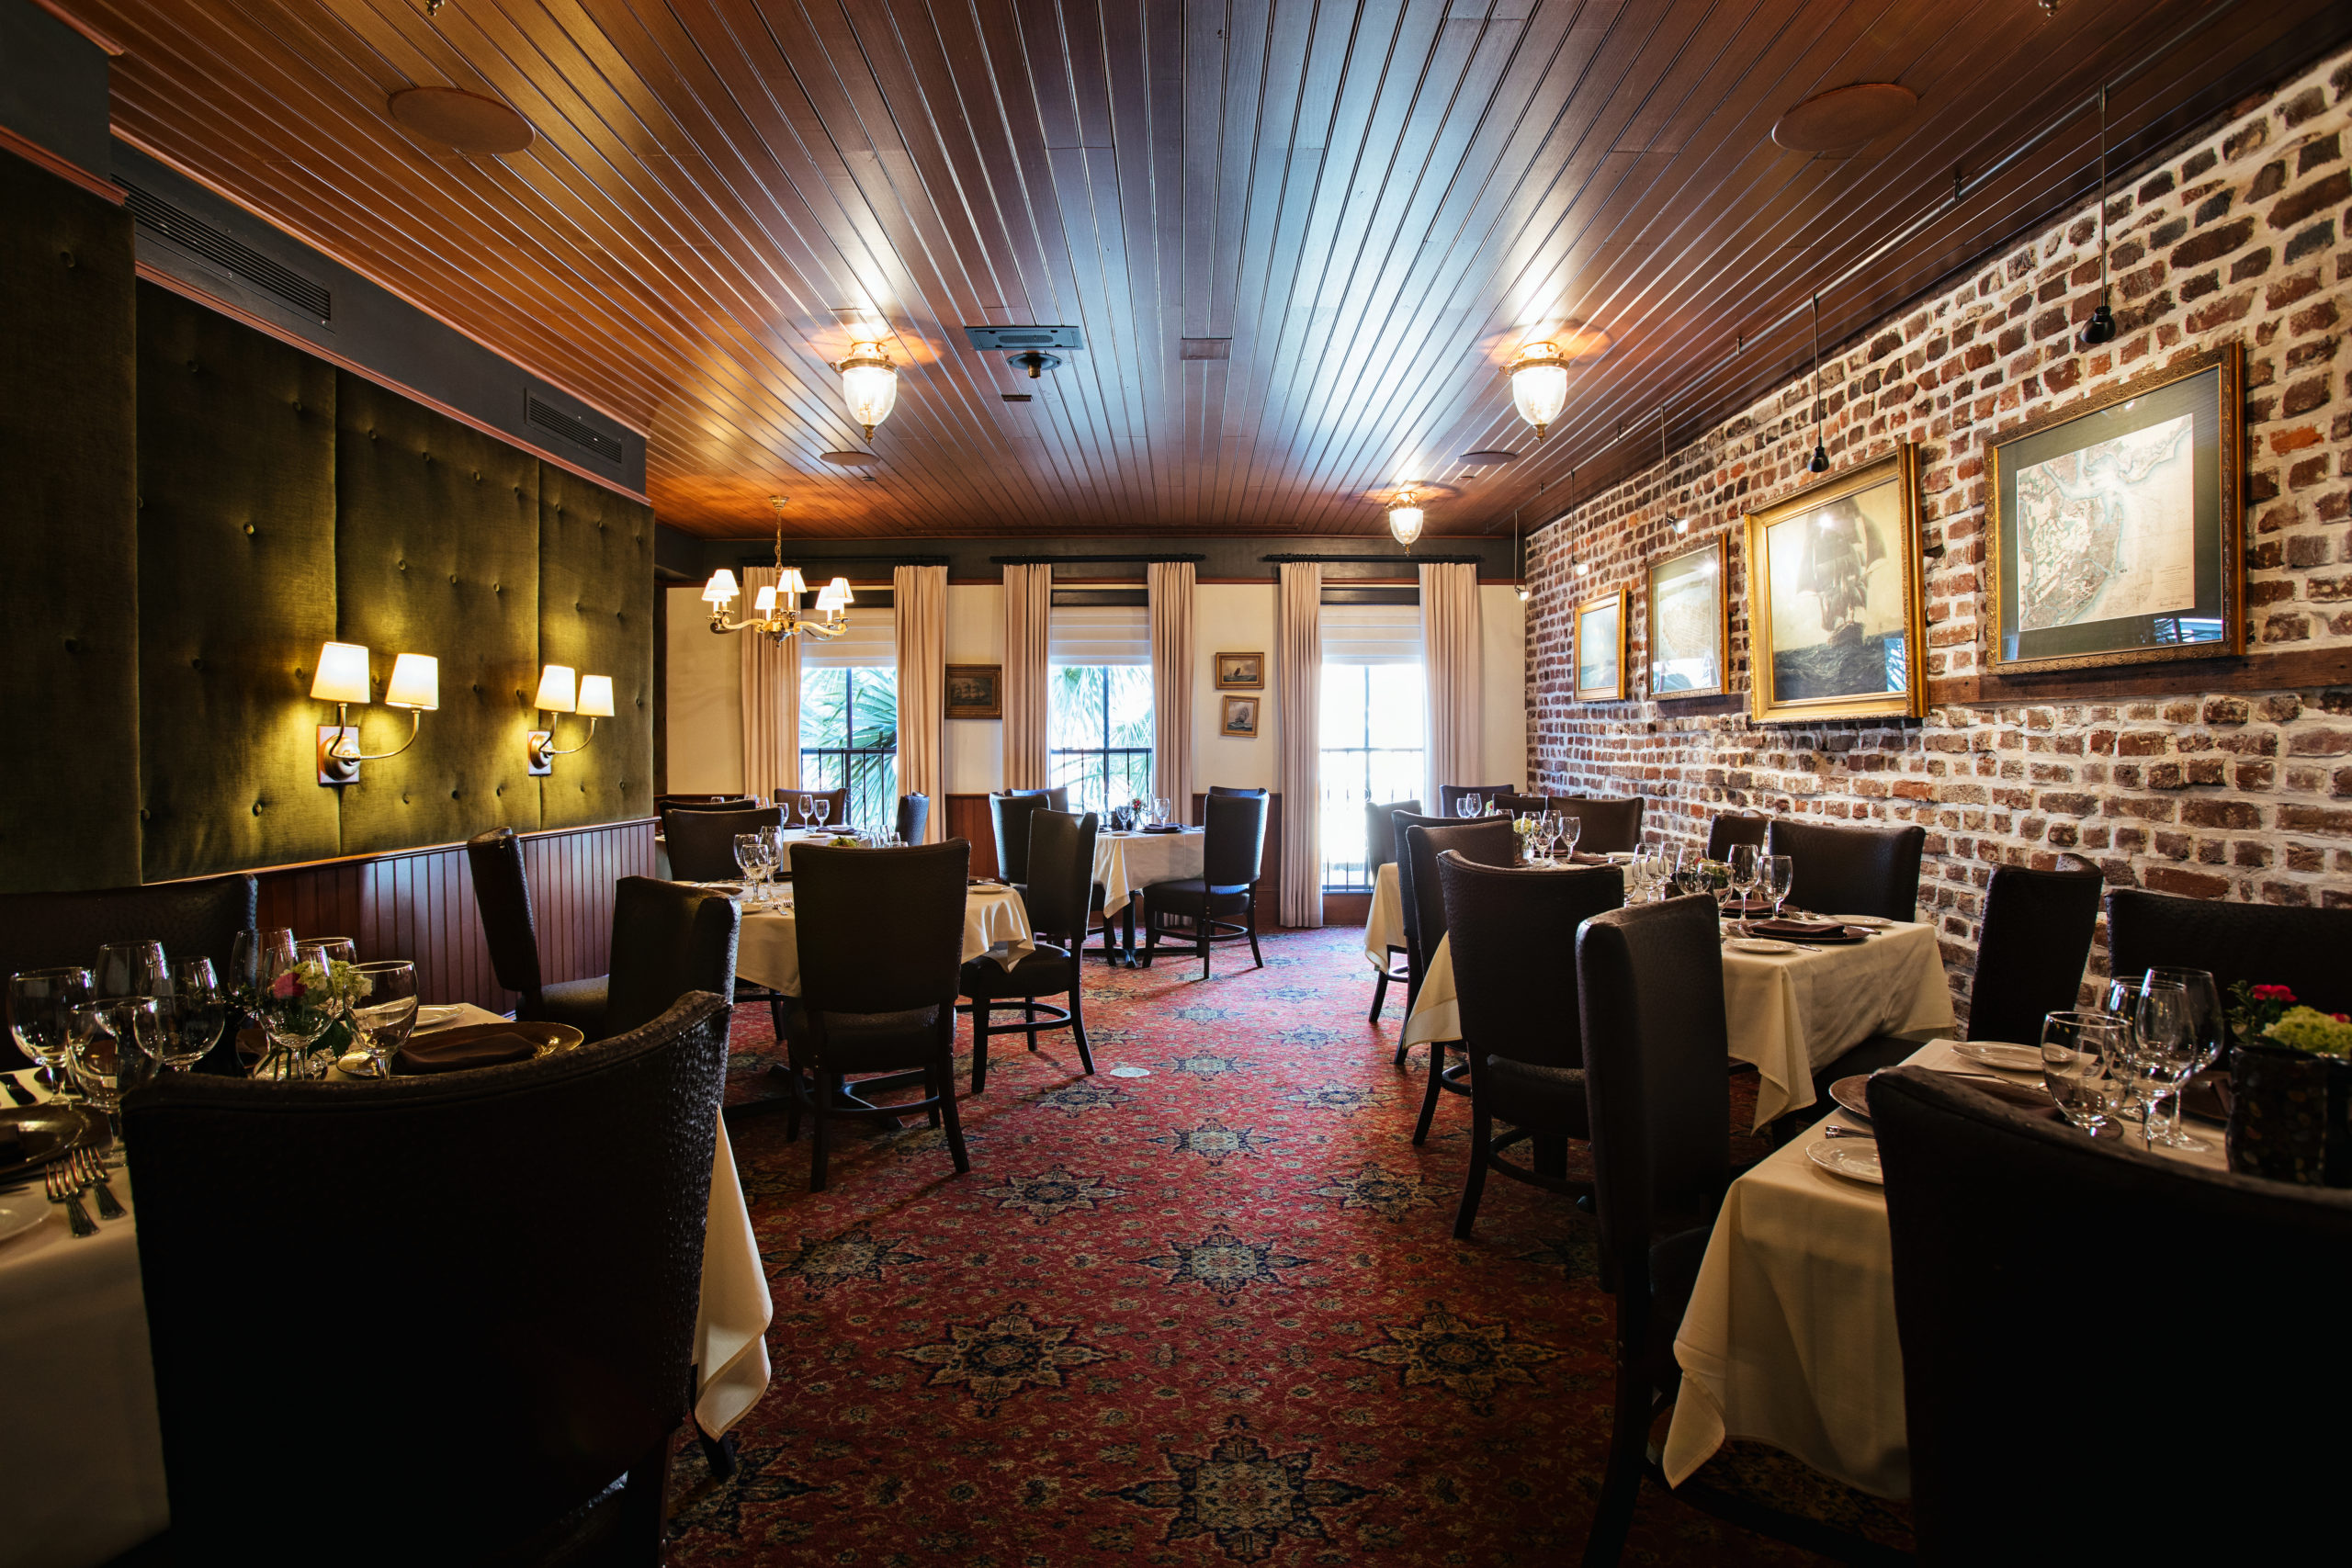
[1141,791,1269,978]
[1963,861,2103,1043]
[786,840,972,1190]
[776,785,851,828]
[124,992,731,1565]
[1205,784,1267,797]
[1363,798,1422,1022]
[1768,818,1925,921]
[662,804,783,881]
[1437,783,1513,816]
[1705,814,1770,861]
[2107,888,2352,1028]
[1398,816,1518,1108]
[989,792,1048,889]
[896,793,931,844]
[1561,795,1645,854]
[1440,852,1623,1233]
[1870,1066,2352,1563]
[466,828,608,1035]
[0,874,257,1073]
[1575,896,1734,1565]
[600,877,740,1042]
[966,809,1098,1091]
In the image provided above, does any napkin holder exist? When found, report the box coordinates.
[2225,1044,2352,1187]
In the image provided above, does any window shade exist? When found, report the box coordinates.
[1319,602,1423,664]
[799,605,897,668]
[1048,604,1149,666]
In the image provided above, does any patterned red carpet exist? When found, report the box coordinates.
[666,925,1902,1564]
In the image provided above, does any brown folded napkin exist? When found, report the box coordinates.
[1721,895,1775,912]
[1569,852,1611,866]
[1954,1075,2051,1111]
[395,1029,540,1076]
[1749,918,1851,940]
[1142,824,1184,834]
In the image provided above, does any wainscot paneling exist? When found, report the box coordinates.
[254,818,655,1015]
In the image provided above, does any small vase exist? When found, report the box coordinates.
[2225,1044,2352,1187]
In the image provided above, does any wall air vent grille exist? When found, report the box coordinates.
[125,184,332,322]
[526,395,625,464]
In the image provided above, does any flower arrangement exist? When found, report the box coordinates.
[246,957,371,1078]
[2228,982,2352,1058]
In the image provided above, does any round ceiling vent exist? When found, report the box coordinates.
[1771,83,1919,155]
[388,87,536,155]
[1459,449,1521,465]
[820,451,877,468]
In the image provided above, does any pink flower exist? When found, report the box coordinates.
[2335,1013,2349,1025]
[2253,985,2297,1003]
[270,971,300,998]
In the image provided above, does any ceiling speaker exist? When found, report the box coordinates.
[388,87,536,155]
[1771,84,1919,155]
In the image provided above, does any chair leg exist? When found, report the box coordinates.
[784,1064,803,1144]
[1413,1043,1449,1146]
[1024,998,1041,1051]
[971,1002,991,1094]
[1370,967,1389,1023]
[1453,1107,1491,1239]
[1245,888,1264,969]
[936,1057,971,1175]
[1201,906,1214,981]
[1069,981,1094,1076]
[1395,972,1420,1067]
[1581,1358,1651,1568]
[617,1423,675,1562]
[1140,903,1159,967]
[810,1071,833,1193]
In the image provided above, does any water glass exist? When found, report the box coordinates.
[797,795,815,828]
[1727,844,1760,933]
[95,940,168,1000]
[2041,1010,2129,1133]
[347,961,420,1079]
[8,965,91,1094]
[68,998,164,1118]
[1764,855,1795,919]
[254,944,337,1080]
[160,956,228,1071]
[2143,966,2223,1152]
[1558,815,1583,860]
[813,796,831,829]
[230,928,297,996]
[2129,981,2200,1153]
[733,831,767,897]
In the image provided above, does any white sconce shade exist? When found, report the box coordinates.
[1507,342,1571,437]
[311,642,373,705]
[837,342,899,437]
[753,584,778,613]
[384,653,439,710]
[827,576,854,604]
[575,674,616,718]
[534,664,578,714]
[1387,491,1425,547]
[701,569,740,605]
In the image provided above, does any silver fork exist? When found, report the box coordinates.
[74,1145,126,1220]
[43,1160,96,1237]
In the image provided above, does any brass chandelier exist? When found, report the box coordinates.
[701,498,854,644]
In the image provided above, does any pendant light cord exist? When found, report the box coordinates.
[2097,85,2109,306]
[1810,294,1825,440]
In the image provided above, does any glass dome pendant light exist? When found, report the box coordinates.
[1387,486,1426,548]
[1807,293,1832,474]
[836,339,900,439]
[1506,340,1572,439]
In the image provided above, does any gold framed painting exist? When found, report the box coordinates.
[1219,694,1261,737]
[1985,341,2244,673]
[1214,651,1265,689]
[1646,537,1729,700]
[944,664,1001,719]
[1744,446,1927,723]
[1574,590,1627,702]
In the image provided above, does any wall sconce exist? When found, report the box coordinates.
[527,663,614,775]
[312,642,438,785]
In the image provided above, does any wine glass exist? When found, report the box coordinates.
[733,832,767,901]
[2041,1010,2129,1134]
[2127,981,2199,1153]
[68,998,164,1125]
[347,961,420,1080]
[1764,855,1795,922]
[1622,847,1651,901]
[813,795,831,830]
[1558,814,1583,862]
[1155,796,1171,827]
[1727,844,1761,935]
[797,794,815,829]
[159,957,228,1071]
[2143,967,2223,1152]
[94,940,168,1000]
[252,944,337,1080]
[8,966,90,1095]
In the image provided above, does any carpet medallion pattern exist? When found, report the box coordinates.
[668,925,1900,1564]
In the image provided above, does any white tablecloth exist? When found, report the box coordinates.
[1363,862,1405,969]
[0,1005,773,1568]
[733,886,1035,996]
[1402,916,1955,1127]
[1662,1038,2225,1497]
[1092,829,1205,917]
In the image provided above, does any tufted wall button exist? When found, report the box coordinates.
[492,582,502,593]
[244,523,255,536]
[495,784,503,796]
[399,559,408,571]
[450,790,460,800]
[368,429,378,441]
[450,573,459,585]
[62,637,78,653]
[473,471,481,482]
[252,802,264,816]
[60,251,76,268]
[292,400,302,413]
[401,794,411,805]
[187,361,198,373]
[139,807,150,821]
[190,657,201,671]
[471,683,481,694]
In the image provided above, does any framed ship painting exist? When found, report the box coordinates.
[1986,342,2243,672]
[1647,537,1728,699]
[1744,446,1928,723]
[1575,590,1627,702]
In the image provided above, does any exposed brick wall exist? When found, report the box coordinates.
[1526,48,2352,1022]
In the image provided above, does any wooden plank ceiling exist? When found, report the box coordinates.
[82,0,2346,539]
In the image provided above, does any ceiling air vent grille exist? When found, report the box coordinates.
[1180,337,1231,360]
[125,184,332,322]
[526,395,624,464]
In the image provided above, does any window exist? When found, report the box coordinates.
[1049,604,1153,814]
[1318,603,1425,891]
[797,606,896,830]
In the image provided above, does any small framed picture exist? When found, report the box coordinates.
[1646,538,1728,699]
[944,664,1002,719]
[1744,446,1928,723]
[1575,590,1627,702]
[1215,651,1265,690]
[1986,341,2244,673]
[1220,694,1261,737]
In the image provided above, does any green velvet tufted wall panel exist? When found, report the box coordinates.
[537,465,654,830]
[332,374,543,859]
[0,158,140,890]
[135,281,341,879]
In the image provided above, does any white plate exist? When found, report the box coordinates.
[1952,1041,2041,1073]
[414,1005,469,1028]
[1806,1139,1883,1186]
[0,1189,49,1245]
[1727,939,1801,955]
[1835,914,1895,929]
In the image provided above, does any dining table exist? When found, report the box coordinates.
[0,1005,772,1568]
[1661,1036,2227,1498]
[1091,827,1205,965]
[1363,861,1406,972]
[656,824,852,883]
[731,880,1035,996]
[1400,896,1956,1129]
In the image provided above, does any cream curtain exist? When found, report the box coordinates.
[1278,562,1321,929]
[1148,560,1194,814]
[739,566,799,804]
[893,564,947,842]
[1419,561,1484,807]
[1002,563,1053,790]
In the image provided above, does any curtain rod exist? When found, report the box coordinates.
[988,552,1207,565]
[729,552,950,567]
[1260,553,1484,565]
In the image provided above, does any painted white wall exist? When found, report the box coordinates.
[663,584,742,792]
[945,582,1004,793]
[1477,584,1528,792]
[1194,582,1280,792]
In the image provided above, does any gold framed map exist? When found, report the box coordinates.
[1987,342,2243,673]
[1744,446,1928,723]
[1647,538,1728,699]
[1575,590,1627,702]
